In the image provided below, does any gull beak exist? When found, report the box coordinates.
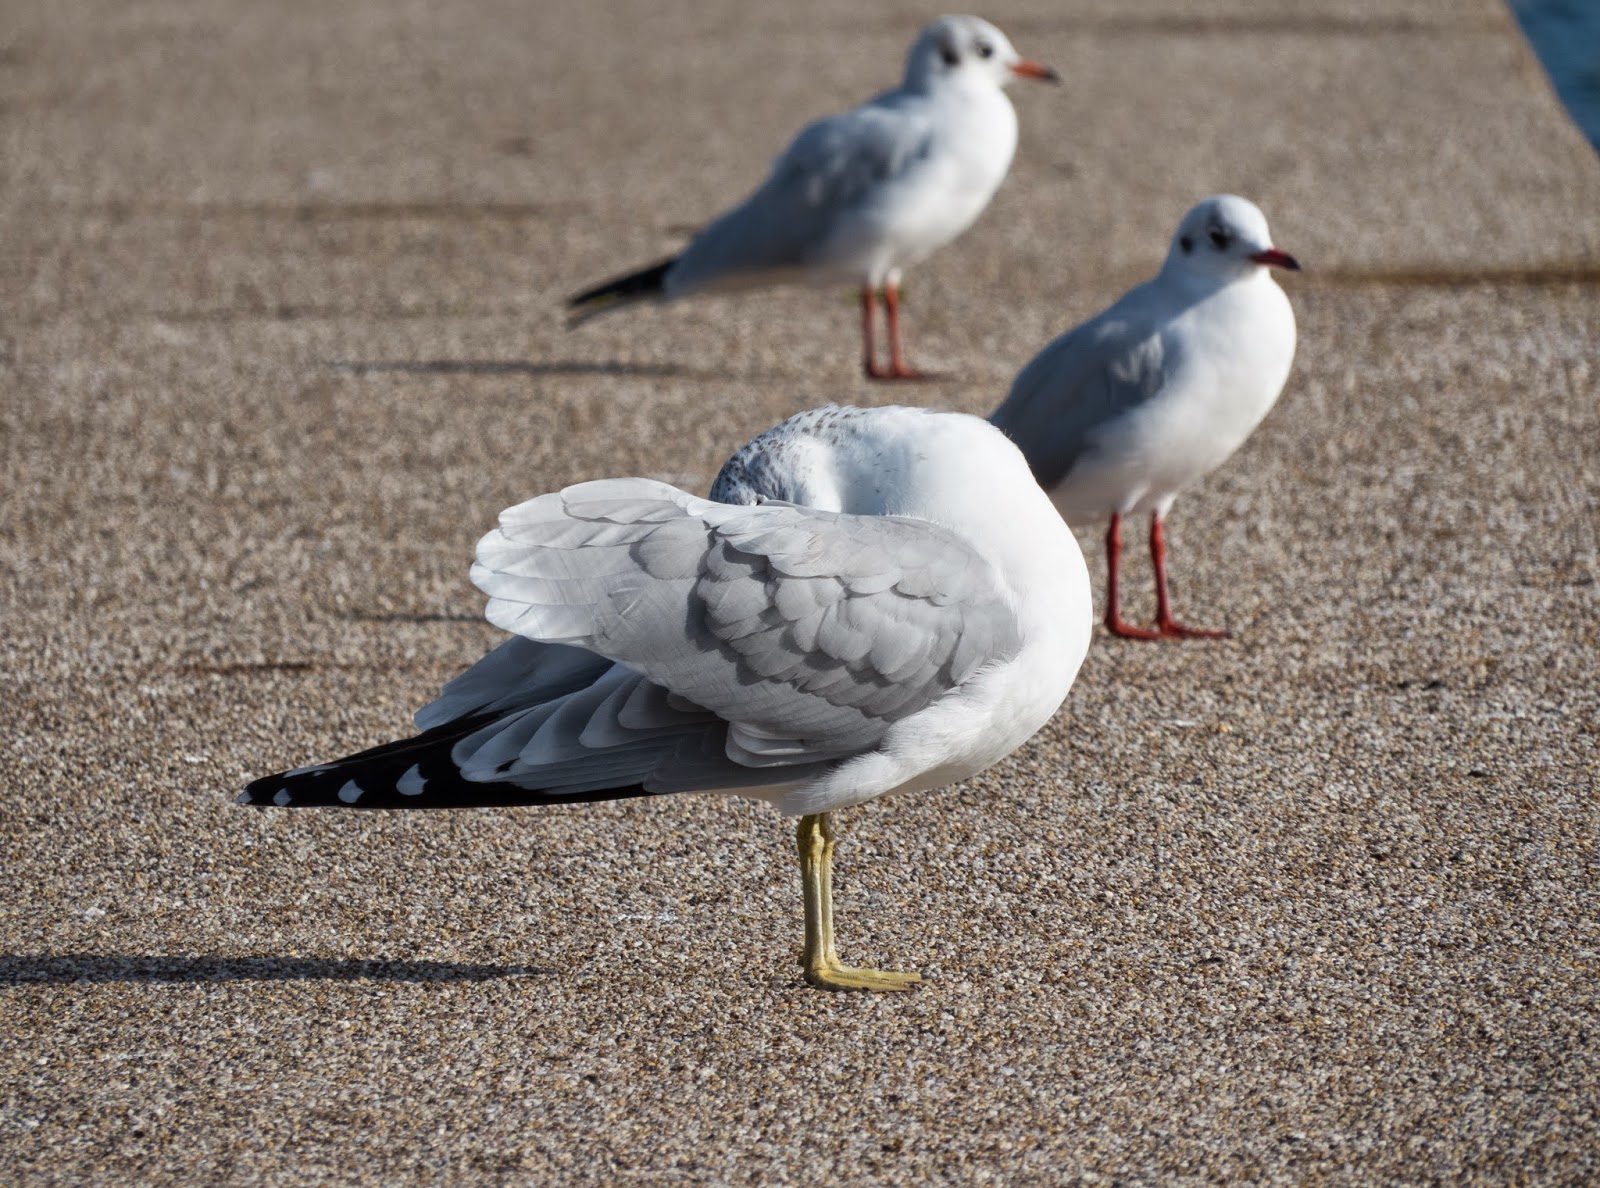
[1250,247,1301,272]
[1009,59,1061,84]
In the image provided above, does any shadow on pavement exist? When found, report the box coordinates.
[327,358,699,378]
[0,954,553,985]
[337,610,483,623]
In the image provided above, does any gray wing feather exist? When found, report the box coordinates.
[405,592,817,799]
[990,292,1173,491]
[438,664,790,796]
[471,477,1023,768]
[414,636,612,730]
[783,99,935,207]
[667,100,937,292]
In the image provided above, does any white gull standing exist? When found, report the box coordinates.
[567,16,1059,380]
[240,405,1092,991]
[989,195,1299,639]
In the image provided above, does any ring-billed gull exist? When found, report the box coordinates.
[567,16,1059,380]
[989,195,1299,639]
[240,405,1092,991]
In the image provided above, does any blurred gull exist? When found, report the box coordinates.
[241,405,1092,991]
[990,195,1299,639]
[567,15,1059,380]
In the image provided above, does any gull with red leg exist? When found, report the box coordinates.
[990,195,1300,639]
[568,16,1059,380]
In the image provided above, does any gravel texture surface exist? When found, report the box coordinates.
[3,0,1598,1182]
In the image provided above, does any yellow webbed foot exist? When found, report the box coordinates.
[802,959,921,993]
[795,812,920,992]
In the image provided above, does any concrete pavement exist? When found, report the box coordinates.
[3,0,1598,1181]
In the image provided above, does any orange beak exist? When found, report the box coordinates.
[1009,59,1061,84]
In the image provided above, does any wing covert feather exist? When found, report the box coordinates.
[471,479,1023,764]
[990,293,1175,490]
[666,99,939,290]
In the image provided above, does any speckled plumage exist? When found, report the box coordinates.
[712,404,893,507]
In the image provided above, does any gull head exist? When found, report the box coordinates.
[1164,195,1301,281]
[905,15,1059,94]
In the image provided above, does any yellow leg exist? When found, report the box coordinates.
[796,812,920,992]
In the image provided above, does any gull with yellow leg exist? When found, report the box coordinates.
[240,405,1092,991]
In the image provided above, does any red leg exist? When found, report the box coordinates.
[860,286,883,379]
[1151,513,1228,639]
[869,282,928,381]
[1105,513,1160,639]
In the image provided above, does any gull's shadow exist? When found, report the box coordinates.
[326,358,701,379]
[338,610,483,624]
[0,954,553,985]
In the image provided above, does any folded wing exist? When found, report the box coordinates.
[472,478,1023,768]
[666,100,939,291]
[241,477,1023,810]
[990,297,1173,491]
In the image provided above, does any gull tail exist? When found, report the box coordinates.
[566,257,676,327]
[237,714,648,811]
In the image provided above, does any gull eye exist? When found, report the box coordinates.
[940,44,960,67]
[975,40,994,59]
[1208,227,1230,250]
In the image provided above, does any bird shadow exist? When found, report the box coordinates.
[325,358,702,380]
[337,610,483,624]
[0,953,553,985]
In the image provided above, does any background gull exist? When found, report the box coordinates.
[567,15,1058,379]
[240,406,1093,991]
[990,194,1300,639]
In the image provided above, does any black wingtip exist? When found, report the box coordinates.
[237,711,657,811]
[566,257,676,323]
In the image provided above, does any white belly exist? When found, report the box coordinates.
[815,97,1017,285]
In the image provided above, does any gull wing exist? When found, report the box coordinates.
[666,96,939,291]
[989,283,1177,490]
[472,478,1023,768]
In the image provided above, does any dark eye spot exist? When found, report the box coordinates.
[940,44,959,67]
[975,41,994,59]
[1208,227,1230,250]
[1179,236,1194,254]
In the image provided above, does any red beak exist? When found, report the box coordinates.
[1250,248,1301,272]
[1009,59,1061,84]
